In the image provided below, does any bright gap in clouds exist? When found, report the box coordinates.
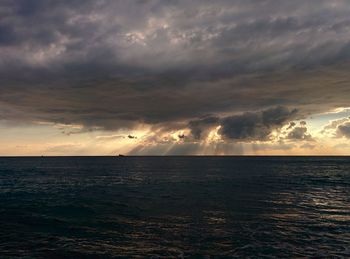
[1,107,350,156]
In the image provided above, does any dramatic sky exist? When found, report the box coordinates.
[1,0,350,155]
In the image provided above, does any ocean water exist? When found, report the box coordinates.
[0,157,350,258]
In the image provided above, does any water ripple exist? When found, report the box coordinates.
[0,156,349,257]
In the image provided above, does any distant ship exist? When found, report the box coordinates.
[118,154,125,157]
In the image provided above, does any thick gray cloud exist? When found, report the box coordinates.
[189,116,219,140]
[1,0,350,136]
[286,121,313,141]
[287,127,312,141]
[219,106,297,141]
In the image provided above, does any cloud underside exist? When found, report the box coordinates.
[1,0,350,144]
[189,106,298,141]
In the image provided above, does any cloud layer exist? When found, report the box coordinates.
[1,0,350,144]
[220,106,297,141]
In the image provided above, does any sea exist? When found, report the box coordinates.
[0,156,350,258]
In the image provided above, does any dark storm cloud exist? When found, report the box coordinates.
[219,106,297,141]
[189,116,219,140]
[1,0,350,138]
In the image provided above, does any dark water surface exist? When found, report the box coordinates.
[0,157,350,258]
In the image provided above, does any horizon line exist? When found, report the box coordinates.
[1,155,350,158]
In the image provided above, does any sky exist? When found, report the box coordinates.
[1,0,350,155]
